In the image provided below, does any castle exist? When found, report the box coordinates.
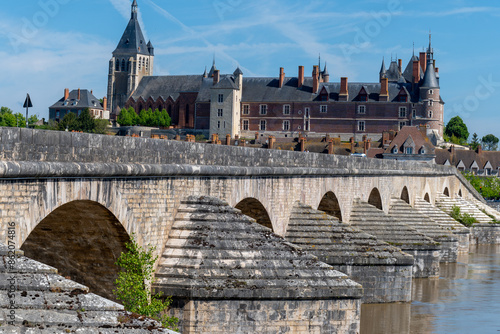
[108,1,444,141]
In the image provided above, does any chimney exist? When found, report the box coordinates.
[450,145,455,155]
[419,52,427,74]
[175,134,181,141]
[477,145,482,155]
[91,90,93,95]
[350,137,355,153]
[226,134,231,146]
[398,59,402,73]
[435,67,439,73]
[77,88,81,100]
[379,77,389,101]
[103,97,108,110]
[382,131,389,145]
[279,67,285,88]
[312,66,319,93]
[299,137,306,152]
[213,70,220,85]
[64,88,69,100]
[412,60,420,84]
[268,136,275,149]
[298,66,304,88]
[328,139,334,155]
[339,77,349,101]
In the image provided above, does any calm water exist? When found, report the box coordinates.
[361,245,500,334]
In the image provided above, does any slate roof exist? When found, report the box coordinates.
[382,126,435,154]
[402,55,424,83]
[0,242,177,333]
[113,6,150,56]
[386,61,401,82]
[436,148,500,169]
[421,60,440,88]
[131,76,206,101]
[50,89,103,110]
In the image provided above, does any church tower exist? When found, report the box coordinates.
[107,0,154,118]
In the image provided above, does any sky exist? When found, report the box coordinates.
[0,0,499,138]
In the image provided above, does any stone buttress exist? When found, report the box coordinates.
[154,196,363,334]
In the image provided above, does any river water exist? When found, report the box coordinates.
[360,245,500,334]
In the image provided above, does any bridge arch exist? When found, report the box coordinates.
[443,187,450,197]
[458,189,462,197]
[368,188,383,210]
[400,186,410,204]
[424,193,431,203]
[21,200,130,301]
[235,198,273,230]
[317,191,343,221]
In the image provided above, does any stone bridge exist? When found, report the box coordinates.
[0,128,494,334]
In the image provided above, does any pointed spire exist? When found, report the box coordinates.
[233,67,243,76]
[131,0,138,20]
[322,62,329,76]
[421,57,439,88]
[380,57,387,76]
[203,66,208,78]
[427,30,434,60]
[147,40,154,56]
[208,55,217,78]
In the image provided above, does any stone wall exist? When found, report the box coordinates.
[470,224,500,245]
[169,299,360,334]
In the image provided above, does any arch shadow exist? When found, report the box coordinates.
[458,189,462,197]
[401,186,410,204]
[443,187,450,197]
[235,198,273,231]
[424,193,431,203]
[21,200,130,301]
[317,191,343,221]
[368,188,383,210]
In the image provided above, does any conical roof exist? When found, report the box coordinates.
[421,60,439,88]
[233,67,243,76]
[380,58,387,76]
[322,63,329,76]
[208,59,217,78]
[113,2,150,56]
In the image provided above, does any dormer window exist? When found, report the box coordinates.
[420,147,426,154]
[392,146,398,154]
[405,147,413,154]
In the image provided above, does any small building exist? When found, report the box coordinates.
[49,88,109,122]
[436,145,500,176]
[368,126,436,163]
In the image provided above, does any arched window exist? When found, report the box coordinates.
[121,59,126,72]
[138,57,142,70]
[115,59,120,71]
[127,61,130,72]
[142,57,145,69]
[146,58,149,71]
[185,104,190,126]
[428,111,433,118]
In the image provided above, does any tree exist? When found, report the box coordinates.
[77,108,96,133]
[139,108,155,127]
[94,119,109,134]
[28,114,39,127]
[13,113,26,128]
[445,116,469,144]
[470,133,480,150]
[117,107,139,126]
[154,109,171,128]
[114,234,178,330]
[58,112,79,131]
[482,134,499,151]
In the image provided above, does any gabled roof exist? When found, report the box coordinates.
[470,160,479,169]
[484,161,493,169]
[213,76,238,89]
[435,148,500,170]
[386,61,401,82]
[50,90,103,110]
[383,126,435,154]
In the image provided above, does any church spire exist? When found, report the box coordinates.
[131,0,138,20]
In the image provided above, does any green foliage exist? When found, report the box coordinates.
[482,134,499,151]
[114,234,178,330]
[58,112,79,131]
[117,107,171,127]
[195,134,206,142]
[449,205,478,227]
[14,113,26,128]
[94,119,109,134]
[470,133,480,150]
[463,172,500,200]
[28,114,39,126]
[445,116,469,142]
[77,109,96,133]
[0,107,25,128]
[56,109,108,134]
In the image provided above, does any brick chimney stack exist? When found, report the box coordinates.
[226,134,231,146]
[412,60,420,84]
[312,66,319,93]
[419,52,427,74]
[328,139,334,155]
[398,59,402,73]
[279,67,285,88]
[477,145,482,155]
[339,77,349,101]
[213,70,220,85]
[298,66,304,88]
[103,97,107,111]
[64,88,69,100]
[77,88,81,100]
[379,77,389,101]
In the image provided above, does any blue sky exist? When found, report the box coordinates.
[0,0,499,138]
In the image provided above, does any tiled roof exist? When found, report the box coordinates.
[435,148,500,169]
[50,90,103,110]
[383,126,435,154]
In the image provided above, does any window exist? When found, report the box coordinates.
[115,60,120,71]
[260,120,266,131]
[260,105,267,115]
[242,119,249,131]
[320,105,327,113]
[359,94,368,102]
[218,109,223,117]
[121,59,126,72]
[392,146,398,154]
[429,100,434,106]
[304,120,310,131]
[358,105,366,114]
[55,111,60,119]
[224,121,226,128]
[428,111,433,118]
[218,94,224,103]
[138,58,141,70]
[358,121,365,132]
[412,109,416,119]
[283,105,290,115]
[146,59,149,71]
[429,89,433,95]
[398,95,407,102]
[399,121,406,130]
[405,147,413,154]
[217,121,221,129]
[283,120,290,131]
[399,107,407,118]
[420,147,425,154]
[243,104,250,115]
[305,107,310,118]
